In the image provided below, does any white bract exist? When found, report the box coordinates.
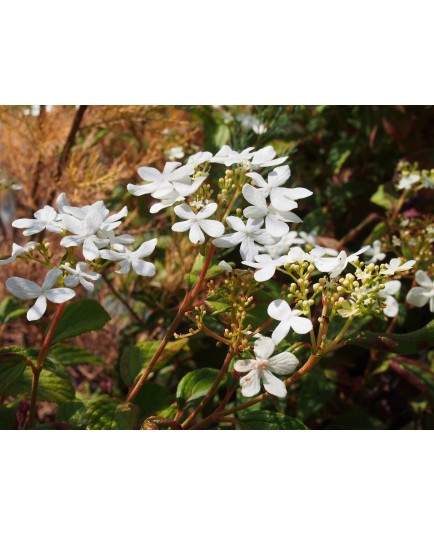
[364,240,386,264]
[233,337,299,398]
[12,206,63,236]
[315,246,370,278]
[212,217,276,261]
[268,299,313,345]
[381,258,416,276]
[171,203,224,244]
[211,145,255,166]
[242,254,289,282]
[127,162,195,199]
[247,165,312,212]
[100,238,158,276]
[397,173,420,190]
[61,262,101,292]
[242,183,301,237]
[379,280,401,317]
[248,147,287,170]
[6,268,75,321]
[0,242,37,265]
[406,270,434,312]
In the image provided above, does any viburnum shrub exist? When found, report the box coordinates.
[1,144,432,429]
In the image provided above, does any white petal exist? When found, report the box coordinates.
[131,259,156,277]
[174,203,195,220]
[80,277,95,292]
[137,166,162,181]
[226,216,246,233]
[265,214,289,237]
[62,214,84,235]
[132,238,158,258]
[6,277,41,299]
[233,359,255,373]
[289,316,313,334]
[198,202,218,219]
[254,265,276,282]
[246,172,268,189]
[213,232,243,248]
[83,237,100,260]
[189,223,205,244]
[42,268,62,290]
[99,249,126,261]
[268,352,299,375]
[270,190,298,212]
[240,370,261,397]
[415,270,433,289]
[45,288,76,303]
[199,219,225,238]
[116,260,132,274]
[383,280,401,296]
[12,218,39,229]
[383,296,399,317]
[271,320,291,345]
[254,337,275,359]
[239,237,258,261]
[406,287,430,308]
[27,295,47,321]
[172,220,193,232]
[127,183,156,196]
[64,275,79,288]
[84,209,106,235]
[267,299,291,321]
[261,370,287,398]
[242,184,267,209]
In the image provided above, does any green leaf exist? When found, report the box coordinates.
[0,349,29,395]
[8,368,75,403]
[49,299,111,345]
[238,410,308,430]
[296,368,336,421]
[176,368,221,407]
[370,183,400,211]
[0,297,27,324]
[120,338,188,386]
[57,401,87,428]
[49,344,104,367]
[86,396,139,430]
[345,320,434,354]
[133,382,172,419]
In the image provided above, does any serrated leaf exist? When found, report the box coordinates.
[238,410,308,430]
[0,350,29,395]
[49,344,104,367]
[345,320,434,354]
[120,338,188,386]
[0,297,27,324]
[176,368,221,407]
[57,401,87,428]
[86,396,139,430]
[296,367,336,421]
[8,368,75,403]
[49,299,111,344]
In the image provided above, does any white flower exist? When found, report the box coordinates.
[286,246,311,263]
[165,146,184,161]
[233,337,299,398]
[148,175,208,213]
[306,246,338,263]
[239,115,268,136]
[364,240,386,263]
[97,229,135,251]
[187,151,213,166]
[406,270,434,312]
[258,231,304,258]
[267,299,313,345]
[248,147,287,169]
[315,246,370,278]
[127,162,194,199]
[100,238,158,276]
[12,206,64,236]
[212,217,276,261]
[60,206,110,260]
[242,183,302,237]
[381,258,416,276]
[218,260,233,272]
[6,268,75,321]
[210,145,255,166]
[61,262,101,292]
[171,203,224,245]
[247,165,312,211]
[379,280,401,317]
[242,254,289,282]
[397,173,420,190]
[0,242,38,265]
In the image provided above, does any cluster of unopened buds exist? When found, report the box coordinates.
[2,143,429,401]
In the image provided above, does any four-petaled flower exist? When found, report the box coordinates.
[100,239,158,276]
[6,268,75,321]
[127,162,194,199]
[267,299,313,345]
[315,246,370,278]
[12,206,63,235]
[247,165,312,212]
[233,337,299,398]
[406,270,434,312]
[0,242,37,265]
[381,258,416,276]
[171,203,224,244]
[212,216,276,261]
[242,254,289,282]
[61,262,101,292]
